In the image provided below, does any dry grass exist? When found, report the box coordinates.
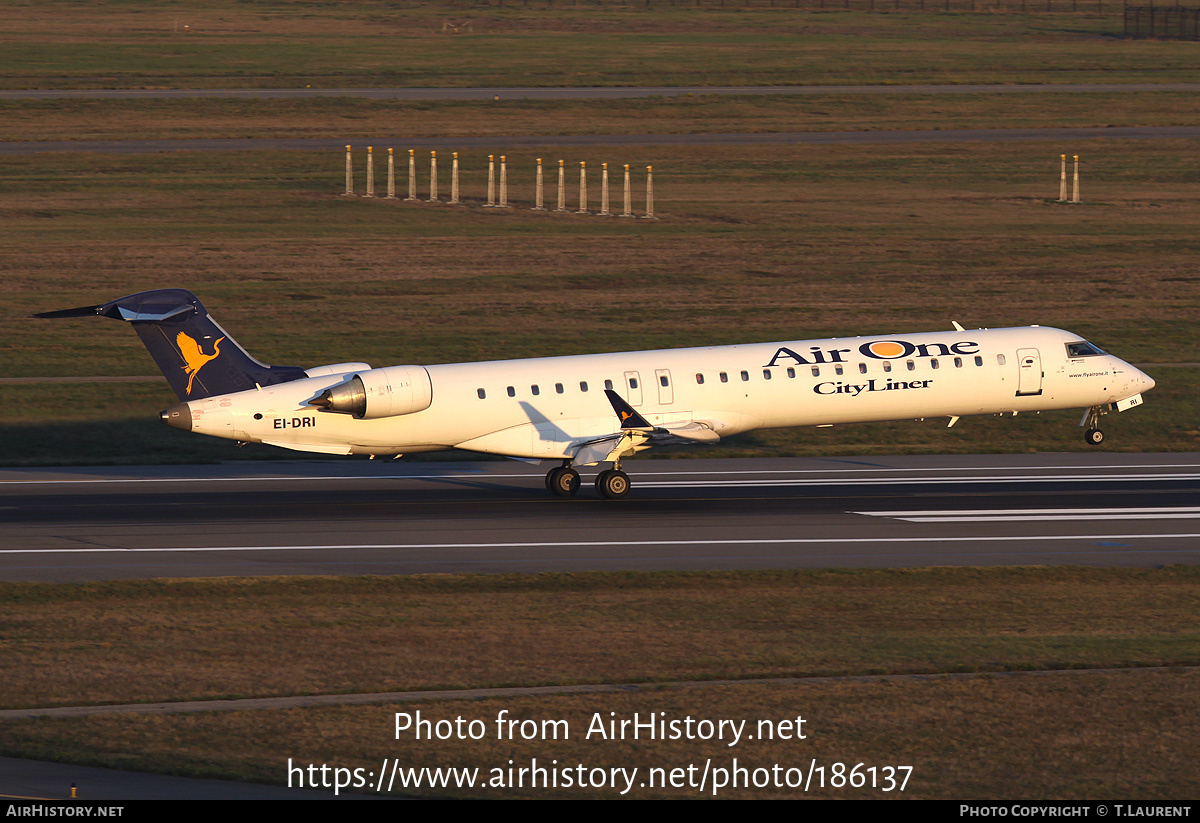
[2,670,1196,797]
[4,92,1200,142]
[1,568,1196,710]
[3,139,1198,461]
[1,1,1194,89]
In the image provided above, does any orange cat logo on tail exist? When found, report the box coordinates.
[177,332,225,395]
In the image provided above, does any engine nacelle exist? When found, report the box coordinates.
[309,365,433,419]
[304,362,372,379]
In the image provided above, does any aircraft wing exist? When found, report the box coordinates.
[568,392,722,466]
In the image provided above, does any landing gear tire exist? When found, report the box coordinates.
[1084,428,1104,446]
[596,469,631,500]
[547,466,580,497]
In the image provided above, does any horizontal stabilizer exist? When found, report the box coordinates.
[31,305,104,319]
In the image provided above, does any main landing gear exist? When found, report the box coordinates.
[1081,405,1105,446]
[545,463,631,499]
[545,465,580,497]
[595,468,631,500]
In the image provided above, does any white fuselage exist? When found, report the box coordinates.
[181,325,1154,459]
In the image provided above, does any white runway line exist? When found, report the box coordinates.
[4,533,1200,555]
[856,507,1200,522]
[642,473,1200,488]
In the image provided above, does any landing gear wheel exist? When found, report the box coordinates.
[547,467,580,497]
[1084,428,1104,446]
[596,469,631,500]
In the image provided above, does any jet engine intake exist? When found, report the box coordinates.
[309,365,432,419]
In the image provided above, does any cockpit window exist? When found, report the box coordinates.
[1066,341,1106,358]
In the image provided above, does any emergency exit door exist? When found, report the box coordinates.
[655,369,674,405]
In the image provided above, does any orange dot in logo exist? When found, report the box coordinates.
[869,341,906,358]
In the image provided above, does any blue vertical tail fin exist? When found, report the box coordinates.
[34,289,307,401]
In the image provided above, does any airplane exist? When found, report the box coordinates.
[35,288,1155,499]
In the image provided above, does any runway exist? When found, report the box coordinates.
[1,454,1197,582]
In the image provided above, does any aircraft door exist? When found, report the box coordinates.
[655,369,674,405]
[1016,348,1043,396]
[624,371,643,406]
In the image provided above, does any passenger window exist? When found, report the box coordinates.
[858,363,868,374]
[531,385,540,395]
[555,383,564,394]
[906,360,916,371]
[762,369,772,380]
[997,354,1007,366]
[740,370,749,382]
[974,356,983,367]
[696,373,704,384]
[954,357,962,368]
[605,379,614,390]
[720,372,728,383]
[882,361,892,373]
[834,365,843,376]
[507,386,515,397]
[477,388,486,399]
[787,367,795,378]
[580,381,588,392]
[811,367,820,377]
[931,359,939,370]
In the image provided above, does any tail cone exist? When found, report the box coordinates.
[160,403,192,431]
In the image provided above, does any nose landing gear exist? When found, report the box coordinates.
[1081,405,1105,446]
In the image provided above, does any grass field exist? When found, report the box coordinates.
[3,138,1197,463]
[6,92,1200,142]
[1,568,1197,798]
[2,1,1196,89]
[4,670,1196,798]
[5,568,1196,708]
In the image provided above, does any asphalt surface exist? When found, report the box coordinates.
[3,453,1195,799]
[0,756,377,801]
[2,454,1197,582]
[5,83,1200,100]
[6,126,1200,155]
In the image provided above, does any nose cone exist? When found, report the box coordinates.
[160,403,192,431]
[1136,368,1156,393]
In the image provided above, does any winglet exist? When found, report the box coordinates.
[604,389,652,429]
